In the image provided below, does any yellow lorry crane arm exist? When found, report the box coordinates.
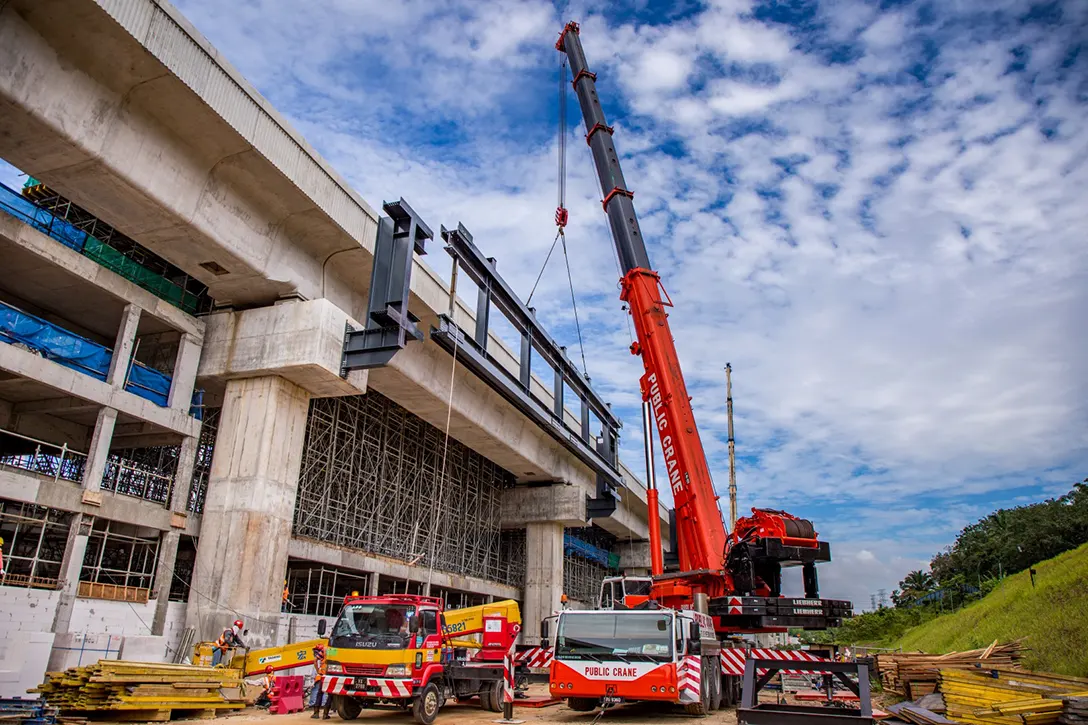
[440,599,521,647]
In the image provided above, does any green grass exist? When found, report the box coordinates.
[894,541,1088,676]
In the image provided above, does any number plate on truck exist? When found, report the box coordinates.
[602,696,623,705]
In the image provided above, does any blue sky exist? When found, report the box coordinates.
[5,0,1085,610]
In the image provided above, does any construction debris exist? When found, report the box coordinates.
[32,660,244,722]
[939,667,1088,725]
[875,641,1024,699]
[887,700,956,725]
[0,698,58,725]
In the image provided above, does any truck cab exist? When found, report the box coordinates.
[321,594,521,724]
[548,608,720,715]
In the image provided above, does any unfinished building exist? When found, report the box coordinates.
[0,0,669,689]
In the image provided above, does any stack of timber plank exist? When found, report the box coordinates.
[939,667,1088,725]
[33,660,244,721]
[876,641,1024,699]
[1061,698,1088,725]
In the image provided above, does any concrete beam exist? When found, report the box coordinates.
[287,538,520,601]
[197,299,367,398]
[615,541,653,573]
[0,467,195,535]
[0,213,205,339]
[500,484,587,529]
[0,344,200,437]
[167,333,201,411]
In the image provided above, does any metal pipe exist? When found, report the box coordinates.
[642,401,664,576]
[726,363,738,532]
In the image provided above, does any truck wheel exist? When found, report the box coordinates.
[722,675,739,707]
[683,662,711,717]
[567,697,597,712]
[337,696,363,721]
[413,682,442,725]
[483,680,503,712]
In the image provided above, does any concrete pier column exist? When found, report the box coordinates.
[524,522,564,645]
[51,514,91,635]
[186,376,311,647]
[82,407,117,494]
[501,483,587,644]
[367,573,380,596]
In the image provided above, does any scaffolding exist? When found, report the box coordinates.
[80,519,160,595]
[0,499,71,589]
[294,393,514,582]
[563,525,619,605]
[168,535,197,602]
[188,407,220,514]
[101,446,178,505]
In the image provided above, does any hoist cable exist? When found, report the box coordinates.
[527,228,562,306]
[561,233,589,376]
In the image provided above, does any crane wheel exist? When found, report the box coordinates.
[710,668,722,711]
[683,661,711,717]
[412,682,442,725]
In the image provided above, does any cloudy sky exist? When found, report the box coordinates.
[5,0,1084,609]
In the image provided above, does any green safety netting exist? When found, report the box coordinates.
[81,237,201,314]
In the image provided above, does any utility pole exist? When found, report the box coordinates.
[726,363,738,532]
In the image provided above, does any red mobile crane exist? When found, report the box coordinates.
[554,22,851,631]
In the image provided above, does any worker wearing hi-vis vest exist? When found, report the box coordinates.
[0,536,5,578]
[211,619,246,667]
[311,643,331,719]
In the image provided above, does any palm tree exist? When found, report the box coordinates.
[901,570,934,594]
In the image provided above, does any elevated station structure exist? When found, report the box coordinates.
[0,0,671,678]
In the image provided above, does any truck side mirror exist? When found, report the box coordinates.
[687,621,701,654]
[318,619,327,637]
[409,618,420,634]
[541,638,550,649]
[540,620,549,640]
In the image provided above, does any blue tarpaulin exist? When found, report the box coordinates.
[564,534,612,568]
[0,300,173,408]
[0,182,88,253]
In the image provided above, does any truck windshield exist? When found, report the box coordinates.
[330,604,415,649]
[556,613,673,661]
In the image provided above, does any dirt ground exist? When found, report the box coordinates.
[178,686,741,725]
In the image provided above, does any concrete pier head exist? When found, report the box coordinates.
[187,377,311,645]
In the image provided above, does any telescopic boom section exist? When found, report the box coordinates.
[557,22,728,580]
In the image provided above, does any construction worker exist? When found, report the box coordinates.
[282,580,290,612]
[0,536,5,578]
[211,620,246,667]
[311,644,331,719]
[256,666,276,708]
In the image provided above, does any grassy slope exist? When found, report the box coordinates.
[894,542,1088,676]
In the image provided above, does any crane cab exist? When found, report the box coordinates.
[599,576,654,609]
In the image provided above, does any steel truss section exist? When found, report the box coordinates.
[294,392,515,583]
[188,407,220,514]
[432,223,623,508]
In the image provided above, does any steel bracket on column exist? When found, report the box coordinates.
[343,199,433,371]
[431,222,623,491]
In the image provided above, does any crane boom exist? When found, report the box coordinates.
[557,22,727,582]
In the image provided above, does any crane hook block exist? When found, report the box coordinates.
[555,206,569,228]
[629,341,641,356]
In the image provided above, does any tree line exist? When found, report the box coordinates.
[800,479,1087,645]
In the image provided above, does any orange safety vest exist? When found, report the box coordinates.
[215,630,232,652]
[314,657,326,683]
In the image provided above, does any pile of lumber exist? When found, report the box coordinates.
[876,641,1024,699]
[939,667,1088,725]
[1061,697,1088,725]
[33,660,244,721]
